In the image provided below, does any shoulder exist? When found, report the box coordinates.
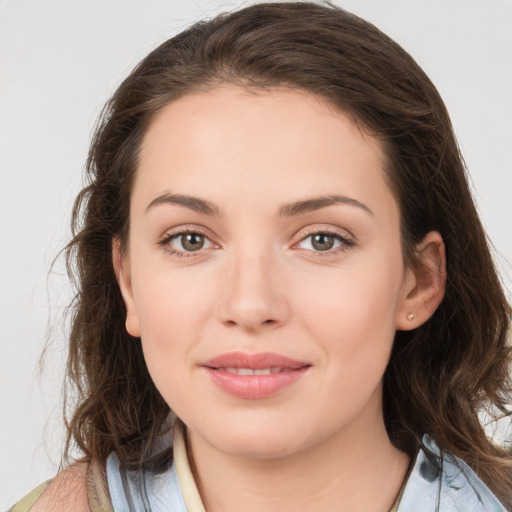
[439,450,507,511]
[15,464,90,512]
[398,438,507,512]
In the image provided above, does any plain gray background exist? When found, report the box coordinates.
[1,0,511,506]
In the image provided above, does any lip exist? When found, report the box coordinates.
[202,351,311,399]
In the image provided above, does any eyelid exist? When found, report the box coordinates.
[157,225,219,257]
[291,225,355,253]
[157,224,355,258]
[293,225,354,242]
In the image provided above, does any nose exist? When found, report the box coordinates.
[217,249,290,332]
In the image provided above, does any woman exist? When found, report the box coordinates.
[11,2,511,511]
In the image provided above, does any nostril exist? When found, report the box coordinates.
[223,318,277,329]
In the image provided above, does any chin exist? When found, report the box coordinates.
[214,433,304,460]
[188,412,320,460]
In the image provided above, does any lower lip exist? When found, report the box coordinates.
[203,367,309,399]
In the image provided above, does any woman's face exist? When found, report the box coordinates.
[117,85,417,459]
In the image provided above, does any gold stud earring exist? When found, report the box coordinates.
[407,312,414,321]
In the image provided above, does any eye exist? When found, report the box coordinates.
[297,231,353,253]
[160,229,214,256]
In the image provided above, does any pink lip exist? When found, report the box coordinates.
[202,352,310,399]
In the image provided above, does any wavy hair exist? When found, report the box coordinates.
[62,2,512,506]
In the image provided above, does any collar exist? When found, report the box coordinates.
[107,423,506,512]
[172,420,206,512]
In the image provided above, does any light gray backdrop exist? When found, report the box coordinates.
[1,0,511,507]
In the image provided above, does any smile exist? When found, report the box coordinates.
[219,367,296,375]
[202,352,310,399]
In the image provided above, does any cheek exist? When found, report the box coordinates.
[134,284,206,411]
[295,253,404,374]
[128,261,207,372]
[132,256,214,336]
[130,259,226,407]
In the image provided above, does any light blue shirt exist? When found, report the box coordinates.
[106,435,506,512]
[107,453,188,512]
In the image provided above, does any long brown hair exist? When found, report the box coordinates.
[63,2,512,506]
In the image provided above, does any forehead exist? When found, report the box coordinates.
[134,85,396,219]
[143,85,380,154]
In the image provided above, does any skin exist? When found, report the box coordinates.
[34,85,446,511]
[30,463,89,512]
[115,85,445,512]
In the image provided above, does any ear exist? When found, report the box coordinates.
[396,231,446,331]
[112,238,141,337]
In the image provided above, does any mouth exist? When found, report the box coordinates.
[203,351,309,370]
[202,352,311,399]
[216,367,299,375]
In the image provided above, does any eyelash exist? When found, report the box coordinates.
[296,229,355,256]
[158,228,213,258]
[158,227,355,258]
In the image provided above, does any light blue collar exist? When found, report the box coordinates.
[397,436,506,511]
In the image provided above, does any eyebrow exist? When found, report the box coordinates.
[146,193,222,216]
[279,195,373,217]
[146,192,373,217]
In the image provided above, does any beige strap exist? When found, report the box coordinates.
[388,478,405,512]
[87,460,114,512]
[389,497,400,512]
[7,480,51,512]
[173,420,207,512]
[7,463,113,512]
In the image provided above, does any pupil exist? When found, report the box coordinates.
[312,234,334,251]
[183,233,204,251]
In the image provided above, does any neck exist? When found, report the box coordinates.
[186,408,410,512]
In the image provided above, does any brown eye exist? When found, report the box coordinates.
[311,233,335,251]
[297,231,352,254]
[168,232,212,253]
[180,233,205,251]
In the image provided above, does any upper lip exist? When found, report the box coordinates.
[202,351,310,370]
